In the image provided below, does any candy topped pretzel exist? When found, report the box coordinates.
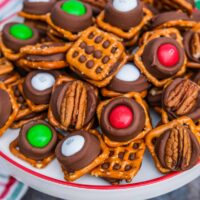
[67,26,127,87]
[0,83,19,137]
[92,139,146,183]
[56,129,110,181]
[97,92,152,147]
[146,117,200,173]
[134,28,187,87]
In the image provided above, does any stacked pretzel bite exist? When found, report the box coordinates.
[0,0,200,185]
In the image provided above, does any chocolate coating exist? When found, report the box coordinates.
[155,127,200,171]
[23,70,60,105]
[18,120,57,161]
[55,130,101,172]
[107,74,149,93]
[50,0,93,33]
[104,0,143,31]
[2,22,40,52]
[183,30,200,63]
[162,78,200,122]
[0,89,12,128]
[142,37,184,79]
[147,87,162,107]
[22,0,57,15]
[152,11,190,28]
[50,82,97,126]
[192,71,200,85]
[100,97,145,142]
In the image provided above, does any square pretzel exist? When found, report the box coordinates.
[0,83,19,137]
[145,116,200,173]
[134,28,187,87]
[61,129,110,181]
[91,139,146,182]
[66,26,128,87]
[10,138,55,169]
[97,92,152,147]
[96,7,153,40]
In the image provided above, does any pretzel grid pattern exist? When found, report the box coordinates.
[134,28,187,87]
[62,129,110,181]
[91,139,146,182]
[67,27,126,81]
[97,92,152,147]
[145,117,200,174]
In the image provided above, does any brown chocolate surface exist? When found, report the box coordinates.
[147,87,162,107]
[107,74,149,93]
[50,0,93,33]
[162,78,200,122]
[2,22,40,52]
[50,81,97,127]
[0,89,12,128]
[55,130,101,172]
[22,0,57,15]
[104,0,143,31]
[183,30,200,63]
[23,70,60,105]
[155,126,200,171]
[100,97,145,142]
[142,37,184,79]
[152,11,190,28]
[18,120,57,161]
[25,53,65,62]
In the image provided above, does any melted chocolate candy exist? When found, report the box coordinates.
[50,0,93,33]
[0,89,12,128]
[142,37,184,79]
[56,130,101,171]
[105,0,143,31]
[18,120,57,161]
[100,97,145,142]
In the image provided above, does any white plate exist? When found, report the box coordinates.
[0,111,200,200]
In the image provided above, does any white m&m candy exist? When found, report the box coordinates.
[61,135,85,157]
[116,63,140,82]
[31,72,55,91]
[113,0,138,12]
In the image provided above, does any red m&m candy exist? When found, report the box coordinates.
[157,43,179,67]
[109,105,133,129]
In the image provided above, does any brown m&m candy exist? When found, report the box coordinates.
[23,70,60,105]
[49,77,98,130]
[141,37,185,79]
[99,97,146,143]
[162,78,200,123]
[1,22,40,54]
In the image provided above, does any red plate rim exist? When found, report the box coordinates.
[1,151,200,190]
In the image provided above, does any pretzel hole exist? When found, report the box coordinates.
[109,151,114,157]
[125,165,132,171]
[88,32,95,39]
[118,152,125,160]
[113,163,121,170]
[133,143,140,149]
[128,153,136,161]
[101,162,110,169]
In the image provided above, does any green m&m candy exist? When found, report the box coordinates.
[196,0,200,10]
[27,124,53,148]
[9,24,33,40]
[61,0,86,16]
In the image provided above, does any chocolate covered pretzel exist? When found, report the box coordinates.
[48,76,98,131]
[146,117,200,173]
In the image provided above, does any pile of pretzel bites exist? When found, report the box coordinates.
[0,0,200,185]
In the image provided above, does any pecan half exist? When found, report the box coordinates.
[165,125,192,170]
[165,79,200,115]
[60,81,87,130]
[191,32,200,60]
